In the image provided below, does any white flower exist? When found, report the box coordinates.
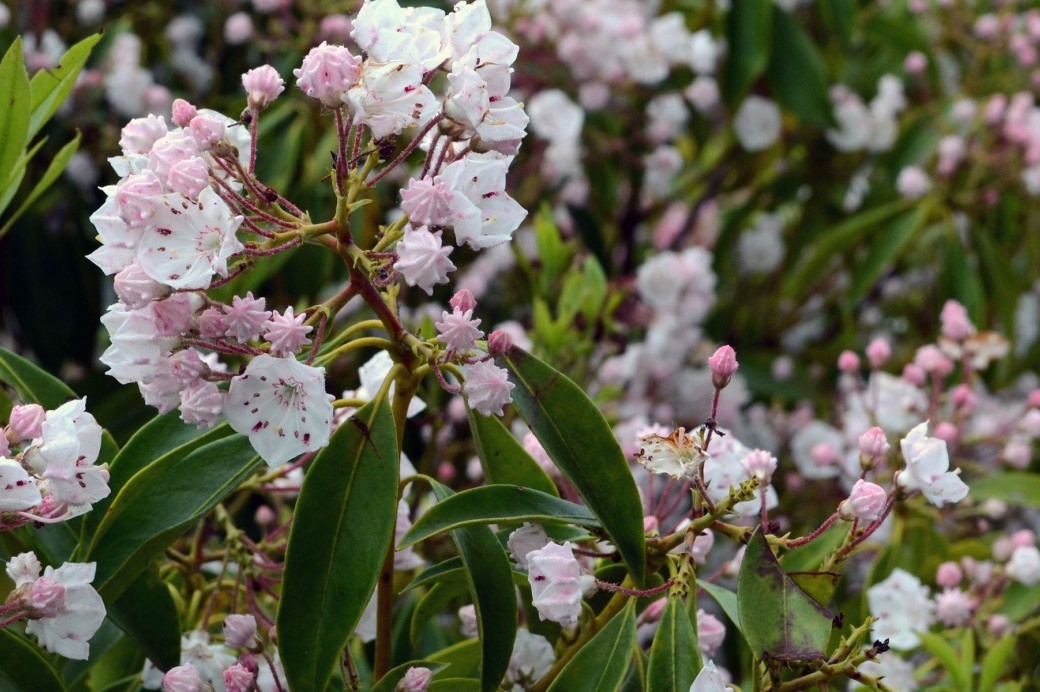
[733,96,782,152]
[867,568,934,650]
[527,541,593,626]
[24,561,106,660]
[689,659,728,692]
[352,350,426,417]
[0,457,42,511]
[637,427,708,480]
[789,421,845,481]
[137,187,244,290]
[506,629,555,690]
[1006,545,1040,587]
[852,653,917,691]
[702,430,778,516]
[224,355,334,467]
[896,422,968,507]
[346,61,438,140]
[438,154,527,249]
[180,630,236,690]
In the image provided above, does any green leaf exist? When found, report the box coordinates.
[467,408,558,497]
[999,581,1040,621]
[919,632,967,690]
[979,635,1016,692]
[410,580,470,645]
[534,203,571,294]
[737,529,832,661]
[401,485,599,547]
[371,661,449,692]
[0,629,66,692]
[0,136,44,218]
[85,434,261,601]
[405,557,465,591]
[766,9,831,126]
[843,208,926,311]
[429,480,517,692]
[0,38,31,195]
[646,598,701,692]
[960,628,975,692]
[970,472,1040,509]
[696,580,740,630]
[547,601,637,692]
[27,34,101,140]
[430,679,481,691]
[722,0,773,105]
[0,132,80,238]
[428,639,482,680]
[278,400,399,692]
[500,347,646,585]
[106,567,181,670]
[821,0,856,45]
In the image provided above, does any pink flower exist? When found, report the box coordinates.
[264,307,313,357]
[436,307,483,354]
[450,289,477,313]
[21,559,106,660]
[171,99,197,128]
[224,355,334,467]
[223,613,260,650]
[167,157,210,201]
[526,541,593,626]
[707,345,738,389]
[223,663,256,692]
[148,131,201,186]
[934,588,974,627]
[188,114,226,150]
[696,610,726,655]
[858,426,891,458]
[839,480,888,522]
[394,225,456,295]
[179,380,224,429]
[396,666,433,692]
[7,403,46,443]
[837,350,860,373]
[865,337,891,368]
[224,13,254,45]
[114,261,171,309]
[462,360,514,416]
[741,449,777,483]
[936,561,963,588]
[224,292,271,343]
[163,664,204,692]
[294,42,362,107]
[242,64,285,111]
[115,169,164,227]
[400,177,455,227]
[896,166,931,199]
[119,114,168,155]
[940,299,975,341]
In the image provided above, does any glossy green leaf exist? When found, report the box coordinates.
[979,635,1016,692]
[106,567,181,670]
[737,530,832,661]
[428,639,481,680]
[696,580,740,630]
[405,557,465,591]
[919,632,967,690]
[468,407,559,496]
[0,136,43,218]
[0,38,31,193]
[999,581,1040,621]
[401,485,598,547]
[410,580,470,645]
[646,598,701,692]
[547,601,637,692]
[970,472,1040,509]
[780,523,849,573]
[27,34,101,140]
[766,9,831,126]
[85,434,260,601]
[0,132,80,237]
[843,208,926,311]
[722,0,773,105]
[371,661,449,692]
[500,347,645,585]
[429,479,517,692]
[278,400,399,692]
[0,628,66,692]
[787,572,839,606]
[821,0,855,45]
[430,679,481,691]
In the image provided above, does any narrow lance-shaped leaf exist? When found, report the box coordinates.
[400,485,599,547]
[546,601,638,692]
[28,33,102,140]
[468,407,559,497]
[278,400,399,692]
[499,347,646,585]
[0,132,81,238]
[0,629,66,692]
[737,529,833,661]
[106,566,181,670]
[85,434,261,601]
[427,478,517,692]
[0,38,31,192]
[646,598,702,692]
[722,0,773,105]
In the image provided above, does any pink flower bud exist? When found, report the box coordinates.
[951,384,976,411]
[1002,439,1031,468]
[1012,529,1036,549]
[179,380,224,429]
[741,449,777,483]
[119,114,168,155]
[638,598,667,624]
[932,421,959,446]
[293,41,362,107]
[114,262,171,309]
[196,307,228,339]
[237,652,260,676]
[189,114,226,150]
[940,300,975,341]
[223,613,260,650]
[839,479,888,523]
[115,169,164,227]
[487,329,513,356]
[934,587,974,627]
[171,99,197,128]
[255,505,276,527]
[643,516,659,533]
[0,431,8,456]
[223,663,256,692]
[696,610,726,655]
[458,604,478,638]
[167,156,210,201]
[708,345,738,389]
[689,527,714,564]
[936,561,962,588]
[395,667,433,692]
[437,461,456,481]
[904,51,927,75]
[27,577,65,618]
[837,350,860,373]
[319,15,353,42]
[914,345,953,377]
[450,289,477,313]
[163,664,203,692]
[7,404,46,443]
[242,64,285,111]
[224,12,254,46]
[865,337,891,368]
[527,541,592,626]
[858,426,890,458]
[988,614,1012,637]
[902,363,926,386]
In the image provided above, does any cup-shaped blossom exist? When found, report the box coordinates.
[838,479,888,523]
[224,355,334,467]
[461,359,514,416]
[22,560,106,660]
[637,427,708,480]
[0,457,42,511]
[293,42,362,107]
[867,568,935,650]
[438,154,527,249]
[526,541,593,626]
[896,422,969,506]
[346,60,438,139]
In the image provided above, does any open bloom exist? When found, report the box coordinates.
[636,427,707,480]
[526,541,594,626]
[224,355,334,467]
[896,422,969,506]
[867,568,935,650]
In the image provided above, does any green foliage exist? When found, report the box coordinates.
[278,399,399,692]
[0,629,66,692]
[766,9,832,127]
[970,472,1040,509]
[723,0,773,105]
[546,601,638,692]
[646,598,701,692]
[467,408,559,496]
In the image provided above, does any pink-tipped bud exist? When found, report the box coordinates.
[951,384,976,411]
[189,114,226,150]
[1012,529,1036,549]
[936,561,963,588]
[171,99,197,128]
[940,300,976,341]
[114,262,171,309]
[395,666,433,692]
[690,527,714,564]
[242,64,285,111]
[904,50,928,75]
[7,404,46,443]
[902,363,927,386]
[865,337,891,369]
[934,587,974,627]
[163,664,203,692]
[223,663,256,692]
[741,449,777,483]
[237,653,260,676]
[487,329,513,356]
[708,345,738,389]
[27,577,65,618]
[638,598,668,624]
[838,479,888,523]
[643,516,659,533]
[254,505,276,527]
[223,613,260,650]
[696,610,726,655]
[837,350,860,373]
[988,614,1012,637]
[933,421,959,445]
[450,289,477,313]
[914,345,953,377]
[858,426,891,458]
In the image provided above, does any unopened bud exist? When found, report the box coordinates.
[837,350,860,373]
[7,404,45,443]
[487,330,513,356]
[838,479,888,523]
[449,289,477,313]
[865,337,891,369]
[708,345,738,389]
